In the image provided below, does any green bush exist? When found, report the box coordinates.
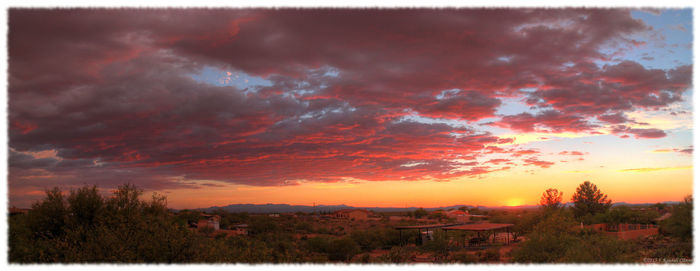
[413,208,428,218]
[377,246,413,263]
[10,184,201,263]
[511,211,638,263]
[327,237,361,262]
[650,240,692,259]
[477,247,500,262]
[450,252,478,263]
[660,196,693,242]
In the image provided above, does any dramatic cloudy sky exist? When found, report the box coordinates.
[8,8,693,208]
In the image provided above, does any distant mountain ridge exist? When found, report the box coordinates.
[195,203,477,213]
[189,201,680,213]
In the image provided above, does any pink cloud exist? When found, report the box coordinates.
[7,8,689,200]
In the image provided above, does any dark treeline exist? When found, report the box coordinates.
[8,184,407,263]
[8,181,693,263]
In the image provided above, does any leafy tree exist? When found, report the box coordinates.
[511,212,540,242]
[661,195,692,242]
[10,184,200,263]
[176,209,202,226]
[511,210,637,263]
[635,209,660,225]
[413,208,428,218]
[67,185,104,228]
[539,188,563,212]
[428,211,446,220]
[603,205,634,225]
[571,181,612,220]
[26,187,68,239]
[488,210,540,242]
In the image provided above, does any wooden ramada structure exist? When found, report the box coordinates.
[396,222,514,246]
[443,223,514,246]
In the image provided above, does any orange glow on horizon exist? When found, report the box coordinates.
[505,198,524,207]
[150,161,691,210]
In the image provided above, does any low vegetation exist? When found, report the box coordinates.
[8,182,692,264]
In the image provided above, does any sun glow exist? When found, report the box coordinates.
[505,198,524,207]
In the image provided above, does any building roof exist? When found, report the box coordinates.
[447,210,468,216]
[395,223,465,230]
[442,223,514,231]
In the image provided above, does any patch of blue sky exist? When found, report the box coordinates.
[475,122,512,137]
[398,113,471,130]
[494,95,536,116]
[435,88,461,100]
[671,88,693,115]
[528,128,691,157]
[322,67,340,77]
[497,55,513,63]
[596,9,692,70]
[476,95,542,137]
[191,66,273,90]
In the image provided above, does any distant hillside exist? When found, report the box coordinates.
[194,204,476,214]
[189,201,680,214]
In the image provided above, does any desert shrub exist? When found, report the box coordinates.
[649,239,692,259]
[305,236,330,253]
[476,247,500,262]
[420,230,455,262]
[450,252,478,263]
[413,208,428,218]
[295,221,314,233]
[377,246,413,263]
[359,253,371,263]
[559,231,637,263]
[350,227,401,251]
[660,196,693,242]
[249,216,280,235]
[327,237,361,262]
[511,211,637,263]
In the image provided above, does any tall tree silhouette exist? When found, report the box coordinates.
[539,188,563,211]
[571,181,611,219]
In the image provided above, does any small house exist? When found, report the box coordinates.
[196,214,221,231]
[333,209,370,220]
[446,210,470,222]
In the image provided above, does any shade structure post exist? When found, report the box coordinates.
[506,227,510,245]
[417,228,421,246]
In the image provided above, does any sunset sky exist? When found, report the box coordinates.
[7,8,693,209]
